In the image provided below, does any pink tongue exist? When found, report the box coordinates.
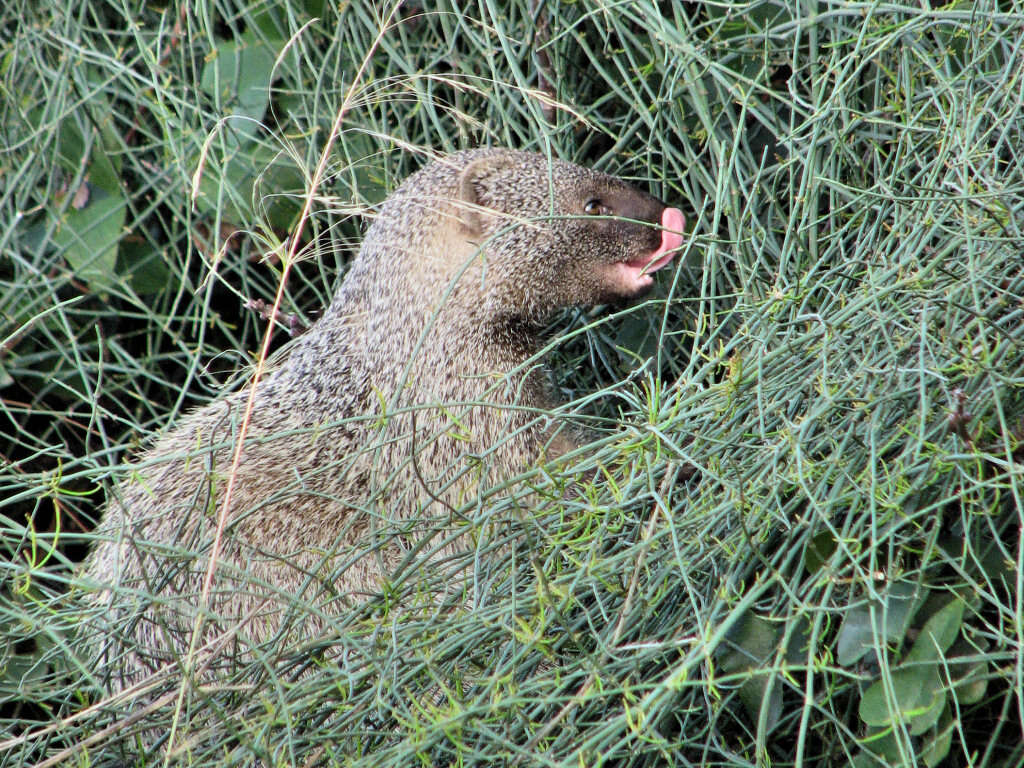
[658,207,685,256]
[627,207,685,273]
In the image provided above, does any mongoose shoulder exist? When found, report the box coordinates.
[84,147,685,686]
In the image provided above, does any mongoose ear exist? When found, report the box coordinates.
[456,155,515,237]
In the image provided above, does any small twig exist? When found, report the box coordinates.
[948,388,976,449]
[156,4,187,68]
[530,0,556,123]
[245,297,308,337]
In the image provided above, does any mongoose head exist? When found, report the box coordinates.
[450,149,685,325]
[347,149,685,337]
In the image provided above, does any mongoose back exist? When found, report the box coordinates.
[84,148,685,686]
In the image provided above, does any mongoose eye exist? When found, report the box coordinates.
[584,199,608,215]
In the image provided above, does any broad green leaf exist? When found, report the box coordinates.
[190,130,304,226]
[837,581,918,667]
[906,597,964,664]
[921,705,954,767]
[859,664,943,733]
[964,537,1015,589]
[804,529,837,573]
[720,612,778,668]
[783,615,812,664]
[117,238,171,295]
[739,673,782,734]
[953,662,988,705]
[201,30,279,147]
[906,686,946,735]
[614,314,660,365]
[249,145,306,231]
[51,183,126,291]
[250,0,324,37]
[719,612,783,733]
[857,727,909,765]
[50,83,122,190]
[849,753,878,768]
[42,93,127,291]
[191,147,258,221]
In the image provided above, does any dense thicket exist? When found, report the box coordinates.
[2,1,1023,765]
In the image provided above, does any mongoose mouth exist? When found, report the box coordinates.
[613,207,685,294]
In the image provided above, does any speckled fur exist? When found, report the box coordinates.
[84,148,672,687]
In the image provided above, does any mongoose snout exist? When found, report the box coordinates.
[607,205,686,296]
[83,148,688,688]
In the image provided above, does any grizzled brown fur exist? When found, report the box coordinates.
[84,148,683,687]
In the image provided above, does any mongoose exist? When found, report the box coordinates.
[84,147,685,687]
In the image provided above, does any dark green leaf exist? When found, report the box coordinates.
[921,705,954,768]
[200,30,279,146]
[906,597,965,664]
[50,182,126,291]
[953,662,988,705]
[804,529,837,573]
[837,581,919,667]
[859,665,942,733]
[719,612,783,732]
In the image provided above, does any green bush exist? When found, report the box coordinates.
[2,0,1022,765]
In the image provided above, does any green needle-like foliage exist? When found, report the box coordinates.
[2,1,1023,766]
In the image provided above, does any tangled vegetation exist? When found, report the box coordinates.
[2,0,1023,765]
